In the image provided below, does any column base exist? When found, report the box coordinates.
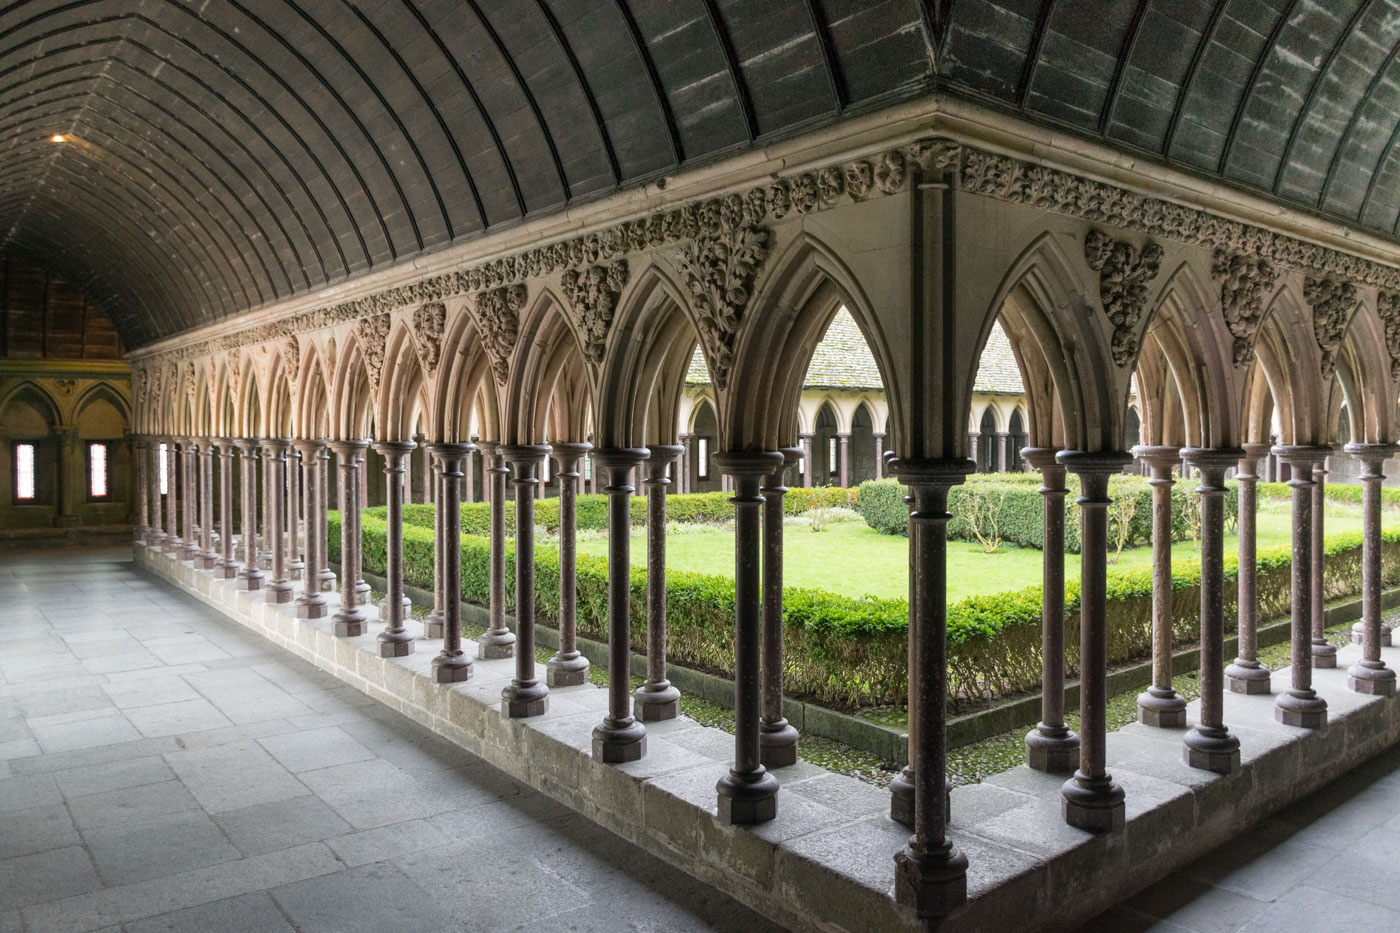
[236,570,265,592]
[1061,772,1125,833]
[633,681,680,721]
[423,612,444,640]
[501,681,549,718]
[194,552,218,570]
[716,768,779,826]
[1275,689,1328,728]
[1137,687,1188,728]
[1226,660,1273,695]
[1350,621,1392,647]
[477,630,515,660]
[178,544,199,561]
[758,720,799,769]
[258,553,273,571]
[893,844,968,919]
[295,595,329,619]
[1311,639,1338,669]
[1348,660,1397,696]
[378,595,412,618]
[1025,724,1080,773]
[593,718,647,763]
[286,560,305,581]
[265,582,295,605]
[547,652,590,688]
[1183,725,1241,775]
[214,561,240,580]
[355,579,371,599]
[432,652,473,684]
[889,768,914,828]
[333,609,367,638]
[377,631,414,658]
[317,570,337,593]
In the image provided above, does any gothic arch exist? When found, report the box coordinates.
[501,288,593,447]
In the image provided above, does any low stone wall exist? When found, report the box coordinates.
[138,541,1400,933]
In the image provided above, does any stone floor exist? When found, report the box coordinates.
[0,547,783,933]
[1077,693,1400,932]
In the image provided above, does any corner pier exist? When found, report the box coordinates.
[137,541,1400,933]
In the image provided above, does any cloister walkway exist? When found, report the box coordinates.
[0,547,778,933]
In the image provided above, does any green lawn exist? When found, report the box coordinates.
[569,498,1382,602]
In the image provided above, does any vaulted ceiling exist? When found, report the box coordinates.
[5,1,1400,350]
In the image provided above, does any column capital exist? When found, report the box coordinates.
[1057,450,1133,477]
[593,447,650,490]
[426,442,474,473]
[234,437,261,454]
[260,437,291,454]
[500,443,551,465]
[551,441,592,471]
[292,438,328,456]
[714,450,784,479]
[1181,447,1246,471]
[1271,444,1332,469]
[213,437,236,451]
[372,439,417,467]
[1343,442,1400,468]
[888,456,976,487]
[1131,445,1183,470]
[644,444,682,482]
[475,439,499,454]
[327,438,369,457]
[1020,446,1062,472]
[1240,442,1272,464]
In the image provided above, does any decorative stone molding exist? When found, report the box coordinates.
[1379,291,1400,384]
[472,284,527,384]
[412,302,446,376]
[354,313,391,392]
[1212,250,1279,367]
[283,336,300,380]
[324,336,337,376]
[561,261,628,364]
[226,353,242,401]
[1305,277,1359,379]
[675,223,769,391]
[1083,229,1163,366]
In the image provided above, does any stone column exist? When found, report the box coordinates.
[134,437,150,543]
[548,443,591,686]
[967,433,979,471]
[1273,445,1330,728]
[235,440,264,591]
[1133,445,1187,728]
[1023,448,1078,772]
[195,440,218,569]
[592,448,650,762]
[148,440,165,547]
[317,446,336,593]
[837,433,851,487]
[257,446,273,571]
[1182,448,1245,774]
[286,447,304,581]
[262,439,295,605]
[430,442,474,684]
[464,444,476,503]
[164,437,182,553]
[215,440,239,579]
[677,434,692,495]
[372,440,416,657]
[889,456,974,917]
[636,444,683,720]
[501,445,549,717]
[424,456,447,639]
[890,477,917,827]
[759,448,803,768]
[1344,442,1397,696]
[873,433,885,478]
[1059,450,1133,832]
[1226,444,1272,694]
[1311,456,1337,668]
[714,450,785,825]
[174,439,195,559]
[293,440,329,619]
[353,445,371,602]
[995,432,1009,473]
[799,434,813,488]
[330,440,368,636]
[476,442,515,659]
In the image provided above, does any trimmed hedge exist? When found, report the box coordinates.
[858,475,1238,553]
[379,486,859,536]
[330,509,1394,710]
[1258,481,1400,509]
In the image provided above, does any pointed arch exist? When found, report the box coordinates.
[501,287,593,446]
[377,319,430,442]
[433,307,500,444]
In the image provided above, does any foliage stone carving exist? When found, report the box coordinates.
[1379,291,1400,384]
[1212,250,1278,367]
[560,261,628,365]
[675,223,769,391]
[354,313,391,392]
[1083,229,1163,366]
[1305,277,1358,379]
[474,284,527,384]
[412,302,446,376]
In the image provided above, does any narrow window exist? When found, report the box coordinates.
[14,443,36,502]
[88,443,110,500]
[159,443,168,495]
[828,436,838,477]
[697,437,710,480]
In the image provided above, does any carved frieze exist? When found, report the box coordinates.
[412,302,446,376]
[675,222,769,391]
[354,313,391,392]
[1212,251,1278,367]
[283,337,301,386]
[561,261,628,365]
[1305,277,1358,380]
[1083,229,1163,366]
[1378,291,1400,384]
[472,284,527,384]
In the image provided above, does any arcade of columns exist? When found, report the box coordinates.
[126,121,1400,919]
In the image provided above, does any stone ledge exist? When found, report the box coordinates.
[137,543,1400,933]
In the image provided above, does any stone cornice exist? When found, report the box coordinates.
[129,96,1400,373]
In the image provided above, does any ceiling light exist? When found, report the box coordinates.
[50,134,65,143]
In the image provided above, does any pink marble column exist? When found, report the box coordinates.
[134,437,150,543]
[195,440,218,569]
[759,447,803,767]
[1226,444,1272,694]
[1344,442,1397,696]
[429,442,474,684]
[214,439,239,579]
[1273,445,1330,728]
[372,440,417,657]
[500,445,549,717]
[234,439,264,591]
[329,440,368,636]
[1310,455,1338,669]
[293,440,328,619]
[476,442,515,660]
[261,439,295,605]
[1023,448,1078,772]
[548,443,592,686]
[1133,445,1187,728]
